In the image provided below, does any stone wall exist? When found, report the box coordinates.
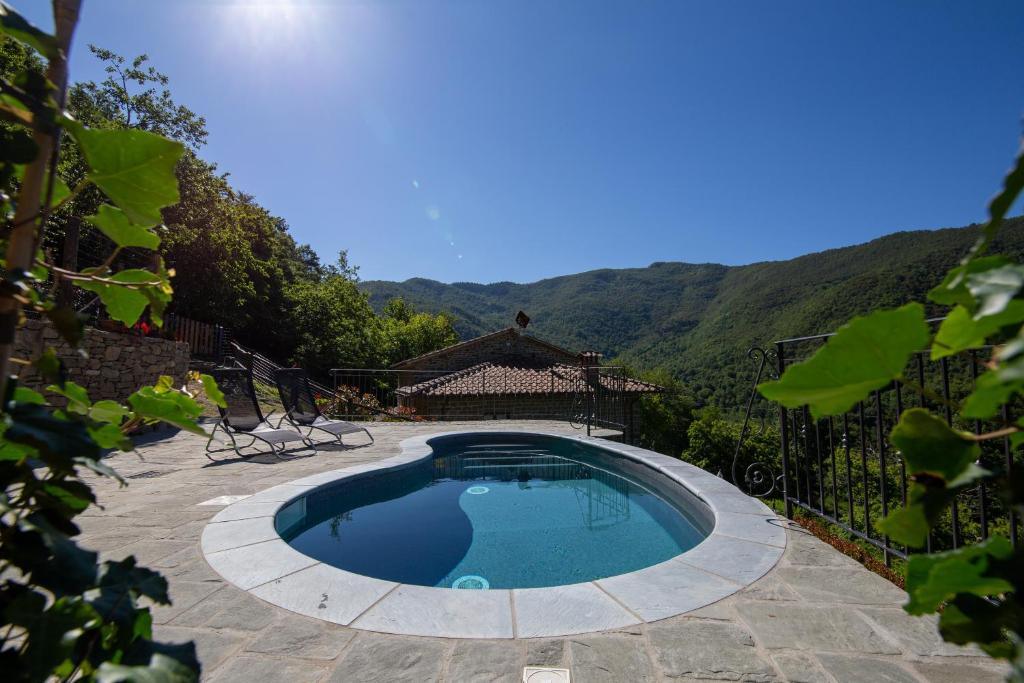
[13,319,190,401]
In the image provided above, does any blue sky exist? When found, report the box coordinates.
[21,1,1024,284]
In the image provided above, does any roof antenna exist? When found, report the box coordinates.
[515,310,530,330]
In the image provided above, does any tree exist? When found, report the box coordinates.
[287,275,384,377]
[632,368,696,456]
[379,298,458,366]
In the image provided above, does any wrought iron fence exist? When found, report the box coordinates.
[751,326,1021,565]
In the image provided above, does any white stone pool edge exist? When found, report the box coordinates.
[199,431,786,639]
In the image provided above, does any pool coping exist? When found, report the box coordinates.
[200,431,786,639]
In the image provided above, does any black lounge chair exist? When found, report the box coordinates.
[274,368,374,446]
[205,367,316,460]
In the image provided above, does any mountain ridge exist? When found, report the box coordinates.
[360,219,1024,408]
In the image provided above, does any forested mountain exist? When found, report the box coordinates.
[362,219,1024,408]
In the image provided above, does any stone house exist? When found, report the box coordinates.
[391,328,661,435]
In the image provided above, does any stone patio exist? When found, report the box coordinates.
[77,421,1009,682]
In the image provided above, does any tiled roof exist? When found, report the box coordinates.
[389,328,577,369]
[395,362,662,397]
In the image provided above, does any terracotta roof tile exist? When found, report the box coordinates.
[396,362,662,397]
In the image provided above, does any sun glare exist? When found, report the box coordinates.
[216,0,325,52]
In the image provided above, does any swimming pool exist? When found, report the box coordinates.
[275,433,711,589]
[201,430,785,638]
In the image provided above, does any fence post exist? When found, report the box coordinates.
[776,341,792,518]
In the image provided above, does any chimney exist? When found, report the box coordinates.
[579,351,602,385]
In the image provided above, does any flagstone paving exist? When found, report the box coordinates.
[75,421,1009,682]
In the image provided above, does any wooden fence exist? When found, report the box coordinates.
[164,314,228,361]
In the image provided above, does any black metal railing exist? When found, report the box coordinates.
[760,327,1021,565]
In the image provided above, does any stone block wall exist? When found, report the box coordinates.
[13,319,190,402]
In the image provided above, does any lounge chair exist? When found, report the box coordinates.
[274,368,374,446]
[205,367,316,460]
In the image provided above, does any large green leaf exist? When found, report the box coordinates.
[891,408,980,482]
[66,125,184,225]
[127,386,205,436]
[904,537,1014,615]
[78,269,168,327]
[931,301,1024,360]
[0,2,58,59]
[86,205,161,250]
[758,304,929,418]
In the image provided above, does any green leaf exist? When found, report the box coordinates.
[890,408,980,482]
[97,650,199,683]
[14,387,46,405]
[758,304,929,418]
[86,205,161,250]
[41,479,95,514]
[65,124,185,225]
[90,400,129,425]
[0,2,58,59]
[127,387,205,436]
[904,537,1014,615]
[47,381,91,415]
[974,142,1024,257]
[6,402,100,462]
[86,558,170,631]
[78,269,168,327]
[966,264,1024,319]
[198,374,225,408]
[929,256,1010,307]
[962,372,1022,419]
[931,301,1024,360]
[89,422,132,451]
[938,594,1020,658]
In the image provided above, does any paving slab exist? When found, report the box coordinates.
[351,584,514,639]
[153,625,244,674]
[816,654,919,683]
[447,640,522,683]
[525,640,566,668]
[597,556,740,621]
[776,566,908,605]
[249,562,397,626]
[648,620,777,681]
[770,651,827,683]
[680,534,783,585]
[328,633,446,683]
[208,655,331,683]
[858,607,982,657]
[244,614,355,659]
[569,635,656,683]
[513,583,640,637]
[203,539,318,590]
[735,603,900,654]
[913,660,1010,683]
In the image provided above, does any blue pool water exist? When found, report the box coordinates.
[276,434,710,589]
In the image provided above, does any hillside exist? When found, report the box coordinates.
[361,218,1024,408]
